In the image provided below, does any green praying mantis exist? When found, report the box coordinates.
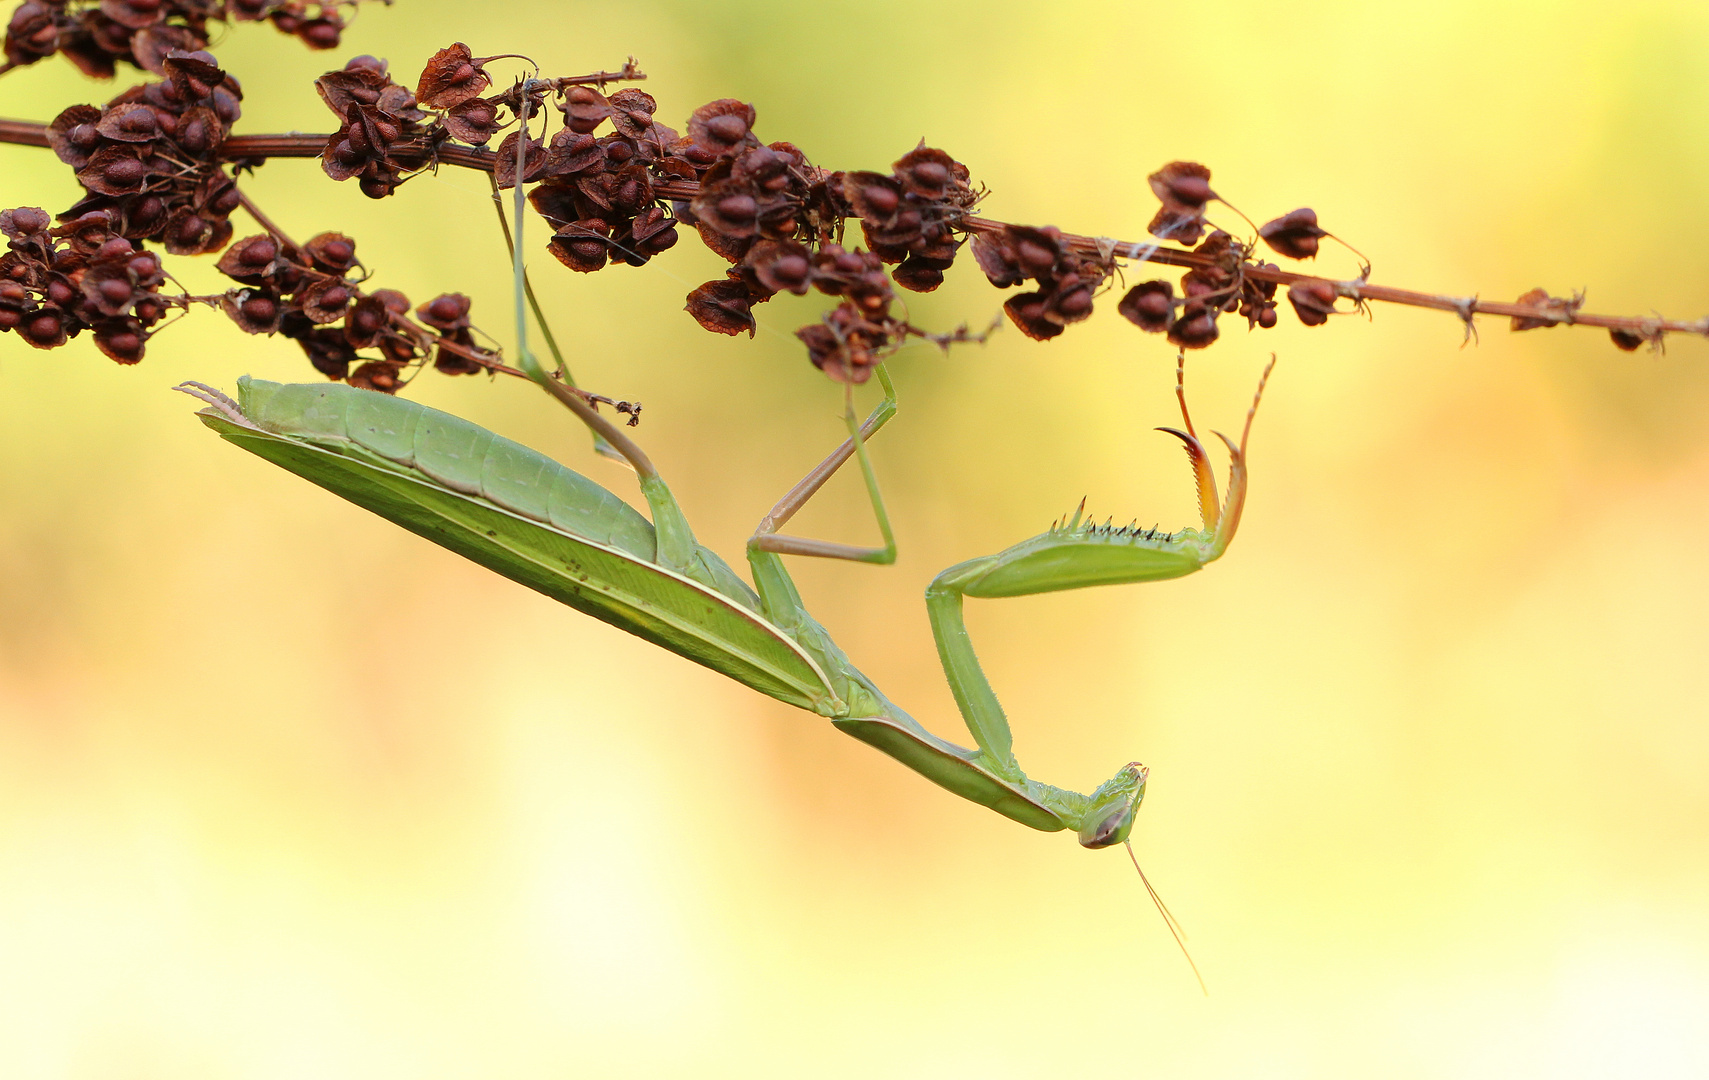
[176,353,1272,852]
[173,110,1269,987]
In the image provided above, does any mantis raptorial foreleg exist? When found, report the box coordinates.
[926,355,1274,801]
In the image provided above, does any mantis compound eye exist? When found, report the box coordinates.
[1077,797,1137,848]
[1076,762,1147,849]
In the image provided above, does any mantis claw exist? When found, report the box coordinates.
[1155,425,1221,532]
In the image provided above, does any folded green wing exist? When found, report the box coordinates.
[198,411,837,713]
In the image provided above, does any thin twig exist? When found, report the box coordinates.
[234,187,300,253]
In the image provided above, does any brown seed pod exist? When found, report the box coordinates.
[444,96,502,145]
[1003,290,1066,341]
[347,359,401,392]
[626,207,679,259]
[1117,279,1176,333]
[892,253,954,293]
[343,294,389,347]
[415,42,491,110]
[95,104,161,143]
[1168,309,1220,349]
[1146,161,1216,244]
[220,288,284,334]
[316,64,390,117]
[47,106,103,169]
[1149,161,1215,210]
[493,131,548,189]
[215,233,281,284]
[162,50,227,103]
[543,129,602,176]
[18,307,69,349]
[843,171,903,224]
[296,16,346,52]
[746,239,813,296]
[1259,208,1328,261]
[1287,280,1340,326]
[547,219,613,273]
[52,210,118,255]
[692,170,763,239]
[561,85,611,135]
[77,146,151,197]
[893,144,958,200]
[415,292,471,332]
[298,328,361,380]
[161,207,230,256]
[93,316,147,364]
[1610,329,1646,352]
[607,88,658,140]
[971,232,1023,288]
[688,99,757,158]
[685,274,758,337]
[1005,225,1065,280]
[302,232,357,274]
[298,276,354,324]
[1509,287,1581,331]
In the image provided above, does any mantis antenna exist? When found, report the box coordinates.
[1126,840,1208,996]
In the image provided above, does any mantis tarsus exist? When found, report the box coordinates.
[176,354,1272,856]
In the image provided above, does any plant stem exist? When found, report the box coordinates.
[2,116,1703,341]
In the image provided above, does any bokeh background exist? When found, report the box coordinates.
[4,2,1709,1076]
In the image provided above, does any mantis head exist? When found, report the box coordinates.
[1076,761,1148,848]
[1083,761,1206,992]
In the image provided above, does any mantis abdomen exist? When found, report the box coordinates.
[240,378,659,560]
[193,378,838,712]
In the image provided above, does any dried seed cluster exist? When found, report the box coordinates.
[972,224,1115,341]
[2,0,378,78]
[16,44,511,383]
[317,53,443,198]
[376,45,986,382]
[47,49,243,256]
[678,128,980,383]
[8,31,1663,394]
[1098,161,1360,350]
[0,205,166,361]
[214,227,494,388]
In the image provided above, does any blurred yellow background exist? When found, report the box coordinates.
[4,1,1709,1076]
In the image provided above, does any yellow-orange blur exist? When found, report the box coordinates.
[3,3,1707,1076]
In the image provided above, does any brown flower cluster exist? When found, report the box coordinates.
[1065,161,1369,349]
[301,46,985,379]
[317,53,442,198]
[1117,230,1280,349]
[1,205,166,361]
[27,40,1636,390]
[2,0,374,78]
[678,123,976,366]
[971,224,1114,341]
[520,83,701,272]
[841,144,979,290]
[213,229,496,388]
[46,49,243,256]
[789,246,904,383]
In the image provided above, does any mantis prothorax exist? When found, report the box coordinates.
[176,352,1272,857]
